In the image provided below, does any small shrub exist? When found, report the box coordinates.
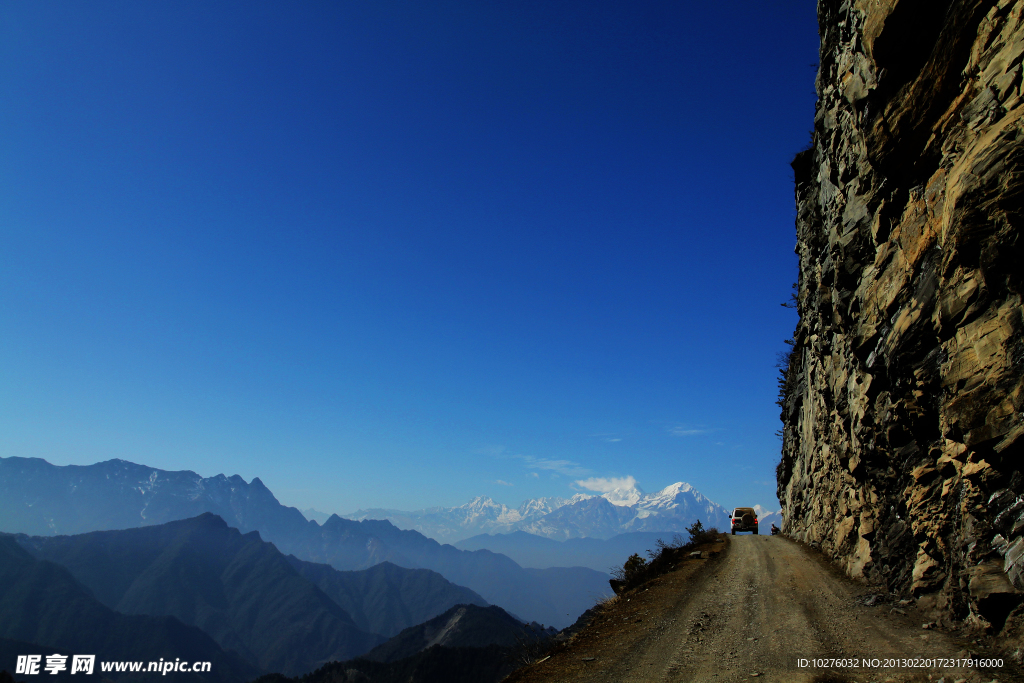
[647,533,686,559]
[611,522,721,593]
[686,519,719,546]
[611,553,647,583]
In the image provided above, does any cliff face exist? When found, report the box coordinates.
[779,0,1024,630]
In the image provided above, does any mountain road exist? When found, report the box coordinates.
[505,534,1016,683]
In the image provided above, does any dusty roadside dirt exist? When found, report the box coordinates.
[505,534,1022,683]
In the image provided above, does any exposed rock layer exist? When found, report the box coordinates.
[779,0,1024,630]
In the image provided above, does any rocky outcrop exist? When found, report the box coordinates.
[778,0,1024,631]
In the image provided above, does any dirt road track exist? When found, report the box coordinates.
[506,535,1020,683]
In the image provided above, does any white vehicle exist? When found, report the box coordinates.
[731,507,758,535]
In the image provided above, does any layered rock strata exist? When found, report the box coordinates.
[778,0,1024,631]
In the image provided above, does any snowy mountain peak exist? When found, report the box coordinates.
[602,484,644,507]
[518,496,566,518]
[460,496,502,510]
[566,493,594,505]
[636,482,693,511]
[656,482,693,497]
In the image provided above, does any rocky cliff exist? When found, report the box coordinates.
[778,0,1024,631]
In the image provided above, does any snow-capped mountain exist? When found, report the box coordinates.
[602,485,644,507]
[343,482,731,542]
[518,494,590,518]
[754,505,783,528]
[635,482,726,525]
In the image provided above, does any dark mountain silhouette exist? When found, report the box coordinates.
[363,604,552,663]
[0,536,257,683]
[455,530,672,572]
[285,559,487,638]
[14,514,383,676]
[0,457,610,628]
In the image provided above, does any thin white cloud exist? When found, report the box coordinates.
[527,472,539,479]
[494,479,514,487]
[515,454,590,477]
[668,424,709,436]
[590,433,623,443]
[574,475,638,493]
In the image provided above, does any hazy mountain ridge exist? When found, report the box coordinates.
[0,457,313,542]
[13,514,385,676]
[0,457,608,629]
[284,559,488,638]
[289,515,609,628]
[344,481,731,542]
[1,456,731,546]
[1,515,558,681]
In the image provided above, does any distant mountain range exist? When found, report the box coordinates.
[344,481,732,542]
[0,457,311,539]
[0,457,608,628]
[301,508,333,525]
[285,558,486,638]
[13,514,454,675]
[1,515,553,681]
[281,515,609,629]
[0,455,750,680]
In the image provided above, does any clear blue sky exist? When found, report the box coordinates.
[1,1,817,515]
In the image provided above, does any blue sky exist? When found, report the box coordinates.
[1,1,817,515]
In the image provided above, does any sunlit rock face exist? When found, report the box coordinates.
[779,0,1024,628]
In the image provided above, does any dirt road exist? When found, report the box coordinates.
[507,535,1018,683]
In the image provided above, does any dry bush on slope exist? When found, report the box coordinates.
[609,520,721,594]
